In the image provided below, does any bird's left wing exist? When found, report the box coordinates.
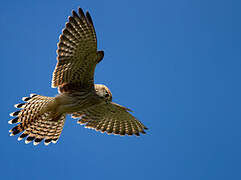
[52,8,104,93]
[72,102,148,136]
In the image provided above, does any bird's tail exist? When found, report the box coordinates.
[9,94,66,146]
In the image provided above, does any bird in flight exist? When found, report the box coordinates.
[9,8,148,146]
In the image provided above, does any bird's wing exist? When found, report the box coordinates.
[72,102,148,136]
[52,8,104,93]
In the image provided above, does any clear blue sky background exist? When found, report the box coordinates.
[1,0,241,179]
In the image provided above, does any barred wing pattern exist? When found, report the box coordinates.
[72,102,148,136]
[9,94,66,145]
[52,8,104,92]
[9,8,148,146]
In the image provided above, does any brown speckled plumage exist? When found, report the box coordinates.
[9,8,148,146]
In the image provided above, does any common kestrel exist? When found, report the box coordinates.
[9,8,148,146]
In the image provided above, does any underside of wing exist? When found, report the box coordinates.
[52,8,104,92]
[72,102,148,136]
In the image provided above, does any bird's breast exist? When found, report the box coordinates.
[53,91,102,114]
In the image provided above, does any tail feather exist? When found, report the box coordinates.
[18,133,28,141]
[8,117,19,124]
[14,103,26,109]
[9,94,66,146]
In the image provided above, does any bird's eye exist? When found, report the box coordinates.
[104,93,109,97]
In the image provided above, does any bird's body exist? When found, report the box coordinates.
[45,85,110,119]
[48,89,97,115]
[9,8,148,146]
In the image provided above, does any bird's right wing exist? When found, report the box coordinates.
[52,8,104,93]
[72,102,148,136]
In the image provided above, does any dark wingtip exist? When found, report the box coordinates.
[78,8,85,18]
[120,132,126,136]
[72,10,78,17]
[97,51,104,63]
[68,16,75,24]
[86,11,93,25]
[127,132,133,136]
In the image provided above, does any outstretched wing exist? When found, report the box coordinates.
[52,8,104,93]
[72,102,148,136]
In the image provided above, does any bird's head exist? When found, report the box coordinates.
[94,84,112,101]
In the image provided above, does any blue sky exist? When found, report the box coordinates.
[1,0,241,179]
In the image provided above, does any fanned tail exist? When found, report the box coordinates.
[9,94,66,146]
